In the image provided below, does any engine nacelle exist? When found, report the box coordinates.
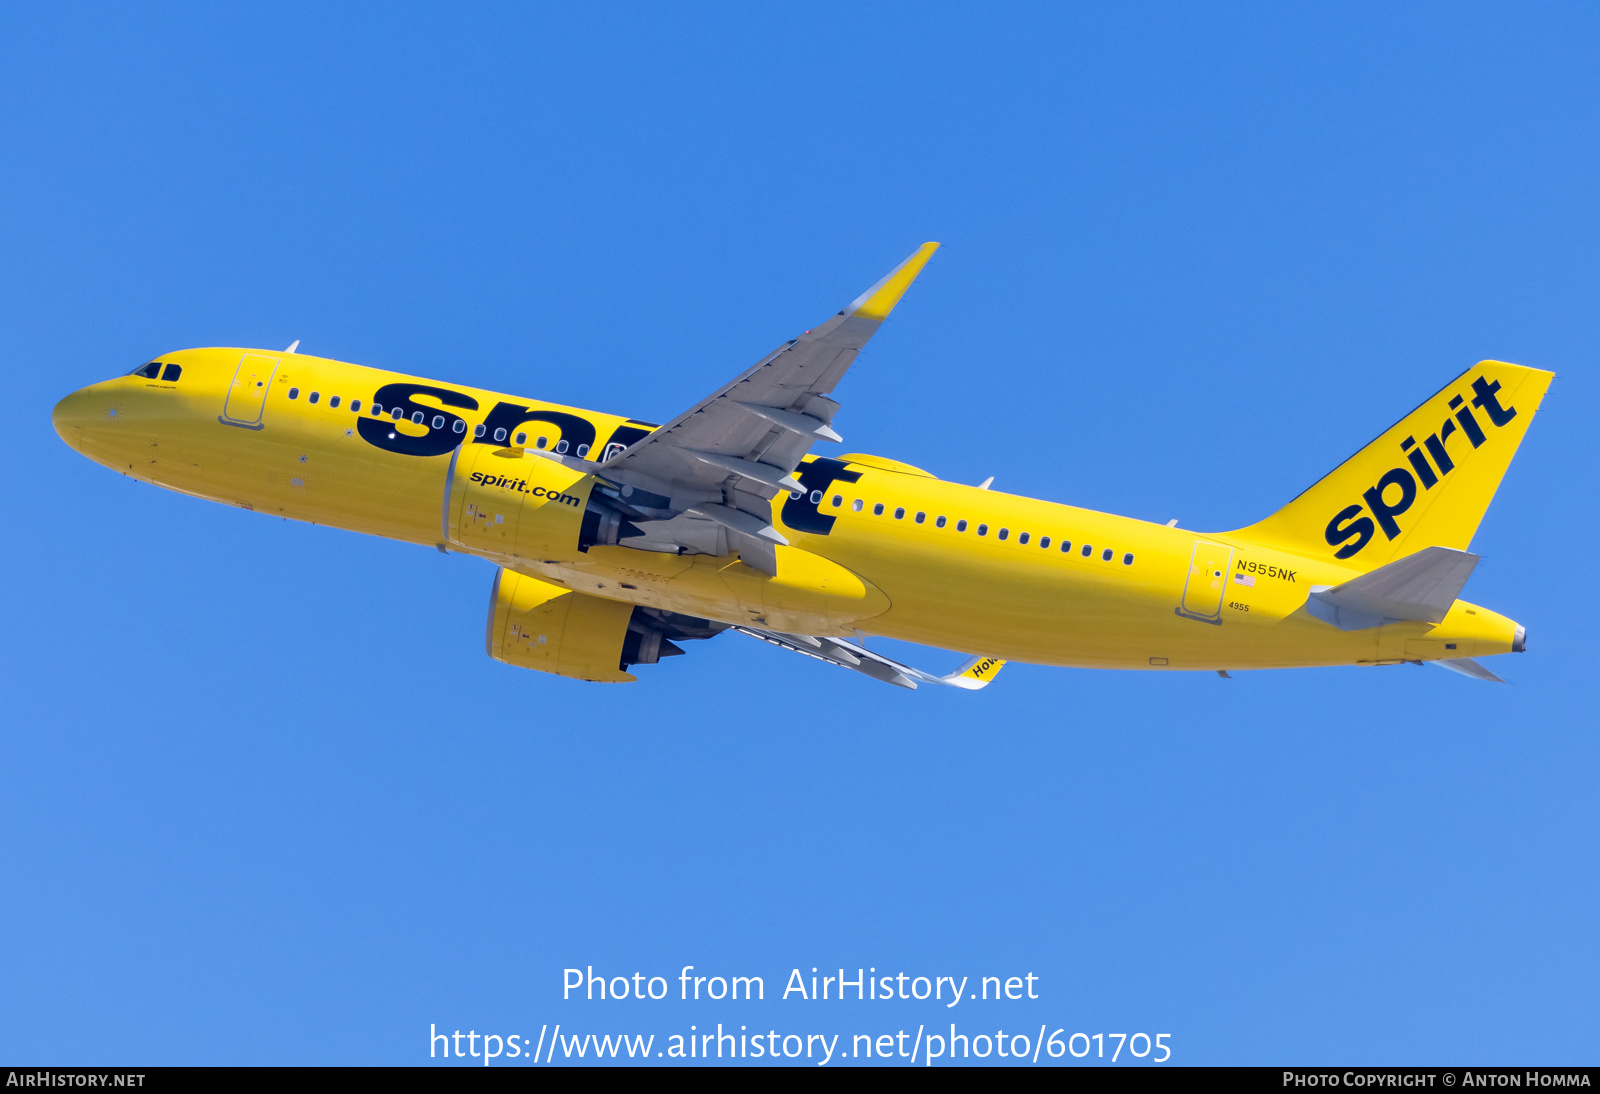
[446,443,647,562]
[446,444,593,561]
[487,568,638,682]
[486,568,727,683]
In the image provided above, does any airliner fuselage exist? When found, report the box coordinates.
[51,344,1532,680]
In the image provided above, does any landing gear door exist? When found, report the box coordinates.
[1176,539,1234,624]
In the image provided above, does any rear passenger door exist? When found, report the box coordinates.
[1177,539,1234,624]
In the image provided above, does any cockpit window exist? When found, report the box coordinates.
[161,363,181,382]
[128,362,161,379]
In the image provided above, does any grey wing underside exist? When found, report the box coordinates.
[734,627,1006,690]
[546,243,940,575]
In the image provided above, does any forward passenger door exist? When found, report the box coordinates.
[219,354,281,429]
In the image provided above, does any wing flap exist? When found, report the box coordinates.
[736,401,844,443]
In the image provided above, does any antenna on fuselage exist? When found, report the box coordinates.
[284,340,300,354]
[977,476,994,490]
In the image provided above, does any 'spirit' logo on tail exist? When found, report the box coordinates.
[1324,376,1517,559]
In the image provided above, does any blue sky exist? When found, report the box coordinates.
[2,2,1596,1066]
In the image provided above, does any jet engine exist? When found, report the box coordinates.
[486,568,725,682]
[445,443,648,562]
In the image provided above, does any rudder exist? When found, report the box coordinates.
[1230,361,1553,568]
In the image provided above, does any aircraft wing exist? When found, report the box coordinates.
[572,243,940,573]
[734,626,1005,691]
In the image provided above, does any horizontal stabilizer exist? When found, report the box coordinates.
[735,626,1004,691]
[1433,657,1507,683]
[1306,546,1478,631]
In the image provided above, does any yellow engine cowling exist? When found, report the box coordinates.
[446,444,594,562]
[487,568,639,682]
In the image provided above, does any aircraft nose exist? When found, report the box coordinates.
[52,386,107,451]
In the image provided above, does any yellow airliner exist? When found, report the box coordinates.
[52,244,1551,687]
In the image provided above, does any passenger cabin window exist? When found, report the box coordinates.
[998,528,1009,540]
[410,410,424,424]
[873,503,885,516]
[576,444,590,457]
[935,515,946,528]
[432,415,445,429]
[1040,536,1050,548]
[555,439,569,454]
[894,507,905,520]
[977,524,989,536]
[453,420,466,433]
[915,512,926,524]
[493,427,508,442]
[308,391,320,404]
[391,408,404,421]
[536,436,548,449]
[832,495,843,507]
[852,499,863,512]
[515,432,527,445]
[809,490,823,504]
[1102,548,1114,561]
[349,400,361,412]
[1081,544,1092,557]
[288,387,300,400]
[1060,541,1072,552]
[957,520,968,532]
[161,364,182,382]
[328,395,340,408]
[474,424,486,438]
[1123,553,1134,565]
[1018,532,1029,544]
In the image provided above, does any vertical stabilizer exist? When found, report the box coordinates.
[1230,362,1552,568]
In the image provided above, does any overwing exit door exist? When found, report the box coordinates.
[1176,539,1234,624]
[220,354,281,429]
